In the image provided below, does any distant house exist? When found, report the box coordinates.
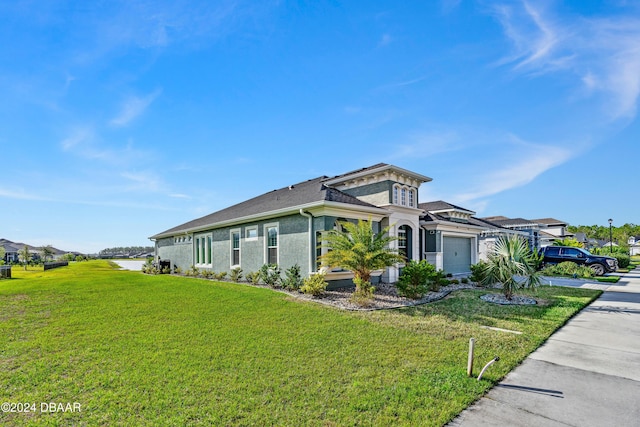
[480,216,542,249]
[478,216,572,249]
[629,236,640,256]
[0,238,67,263]
[418,201,518,272]
[0,240,20,263]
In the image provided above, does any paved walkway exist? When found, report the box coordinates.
[448,268,640,427]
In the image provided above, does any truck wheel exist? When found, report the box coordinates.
[590,263,605,276]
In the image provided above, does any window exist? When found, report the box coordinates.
[266,225,278,265]
[195,237,201,264]
[245,226,258,241]
[393,185,416,207]
[206,236,212,264]
[545,246,560,256]
[398,225,412,260]
[231,230,240,266]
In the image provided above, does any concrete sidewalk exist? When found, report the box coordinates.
[448,268,640,427]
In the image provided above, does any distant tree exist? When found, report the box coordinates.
[0,246,5,265]
[553,238,583,248]
[18,246,31,270]
[40,245,55,263]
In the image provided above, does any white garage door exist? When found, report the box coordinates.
[443,237,472,274]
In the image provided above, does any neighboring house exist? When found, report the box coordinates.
[480,216,542,249]
[0,238,67,263]
[150,163,432,285]
[0,241,20,263]
[531,218,573,246]
[478,216,573,249]
[418,201,514,273]
[629,236,640,256]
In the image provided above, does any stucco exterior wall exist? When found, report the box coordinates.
[156,213,313,277]
[156,237,193,270]
[340,180,393,206]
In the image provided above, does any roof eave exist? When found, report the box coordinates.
[149,200,389,240]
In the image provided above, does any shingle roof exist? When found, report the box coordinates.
[151,176,381,238]
[480,217,537,227]
[532,218,568,226]
[419,200,475,214]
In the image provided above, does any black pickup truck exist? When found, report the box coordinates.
[540,246,618,276]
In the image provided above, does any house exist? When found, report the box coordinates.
[531,218,573,246]
[0,238,67,263]
[419,201,499,272]
[480,216,542,249]
[150,164,432,286]
[629,236,640,256]
[0,240,20,263]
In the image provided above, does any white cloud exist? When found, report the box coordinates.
[110,89,162,127]
[492,1,640,120]
[378,33,393,47]
[121,171,162,192]
[454,139,574,203]
[0,187,50,201]
[61,127,94,151]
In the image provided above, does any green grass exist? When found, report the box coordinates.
[595,276,621,283]
[1,261,600,426]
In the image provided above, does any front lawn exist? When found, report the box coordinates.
[1,261,600,426]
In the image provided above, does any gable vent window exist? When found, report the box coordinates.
[393,185,416,207]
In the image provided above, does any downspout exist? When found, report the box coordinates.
[299,209,314,275]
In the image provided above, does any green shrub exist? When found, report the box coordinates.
[161,266,171,275]
[542,261,594,278]
[461,278,469,284]
[200,270,213,279]
[300,272,328,296]
[230,267,243,282]
[259,264,281,288]
[614,254,630,269]
[173,266,182,275]
[396,260,445,299]
[469,261,489,284]
[282,264,303,290]
[215,272,228,281]
[245,271,261,285]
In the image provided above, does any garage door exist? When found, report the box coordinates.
[443,237,472,274]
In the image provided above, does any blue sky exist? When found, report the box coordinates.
[1,0,638,254]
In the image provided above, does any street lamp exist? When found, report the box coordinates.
[608,218,613,254]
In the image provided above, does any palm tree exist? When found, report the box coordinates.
[319,219,404,296]
[481,235,541,300]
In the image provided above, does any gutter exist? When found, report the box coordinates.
[299,209,314,275]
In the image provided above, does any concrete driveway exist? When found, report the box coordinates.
[448,269,640,427]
